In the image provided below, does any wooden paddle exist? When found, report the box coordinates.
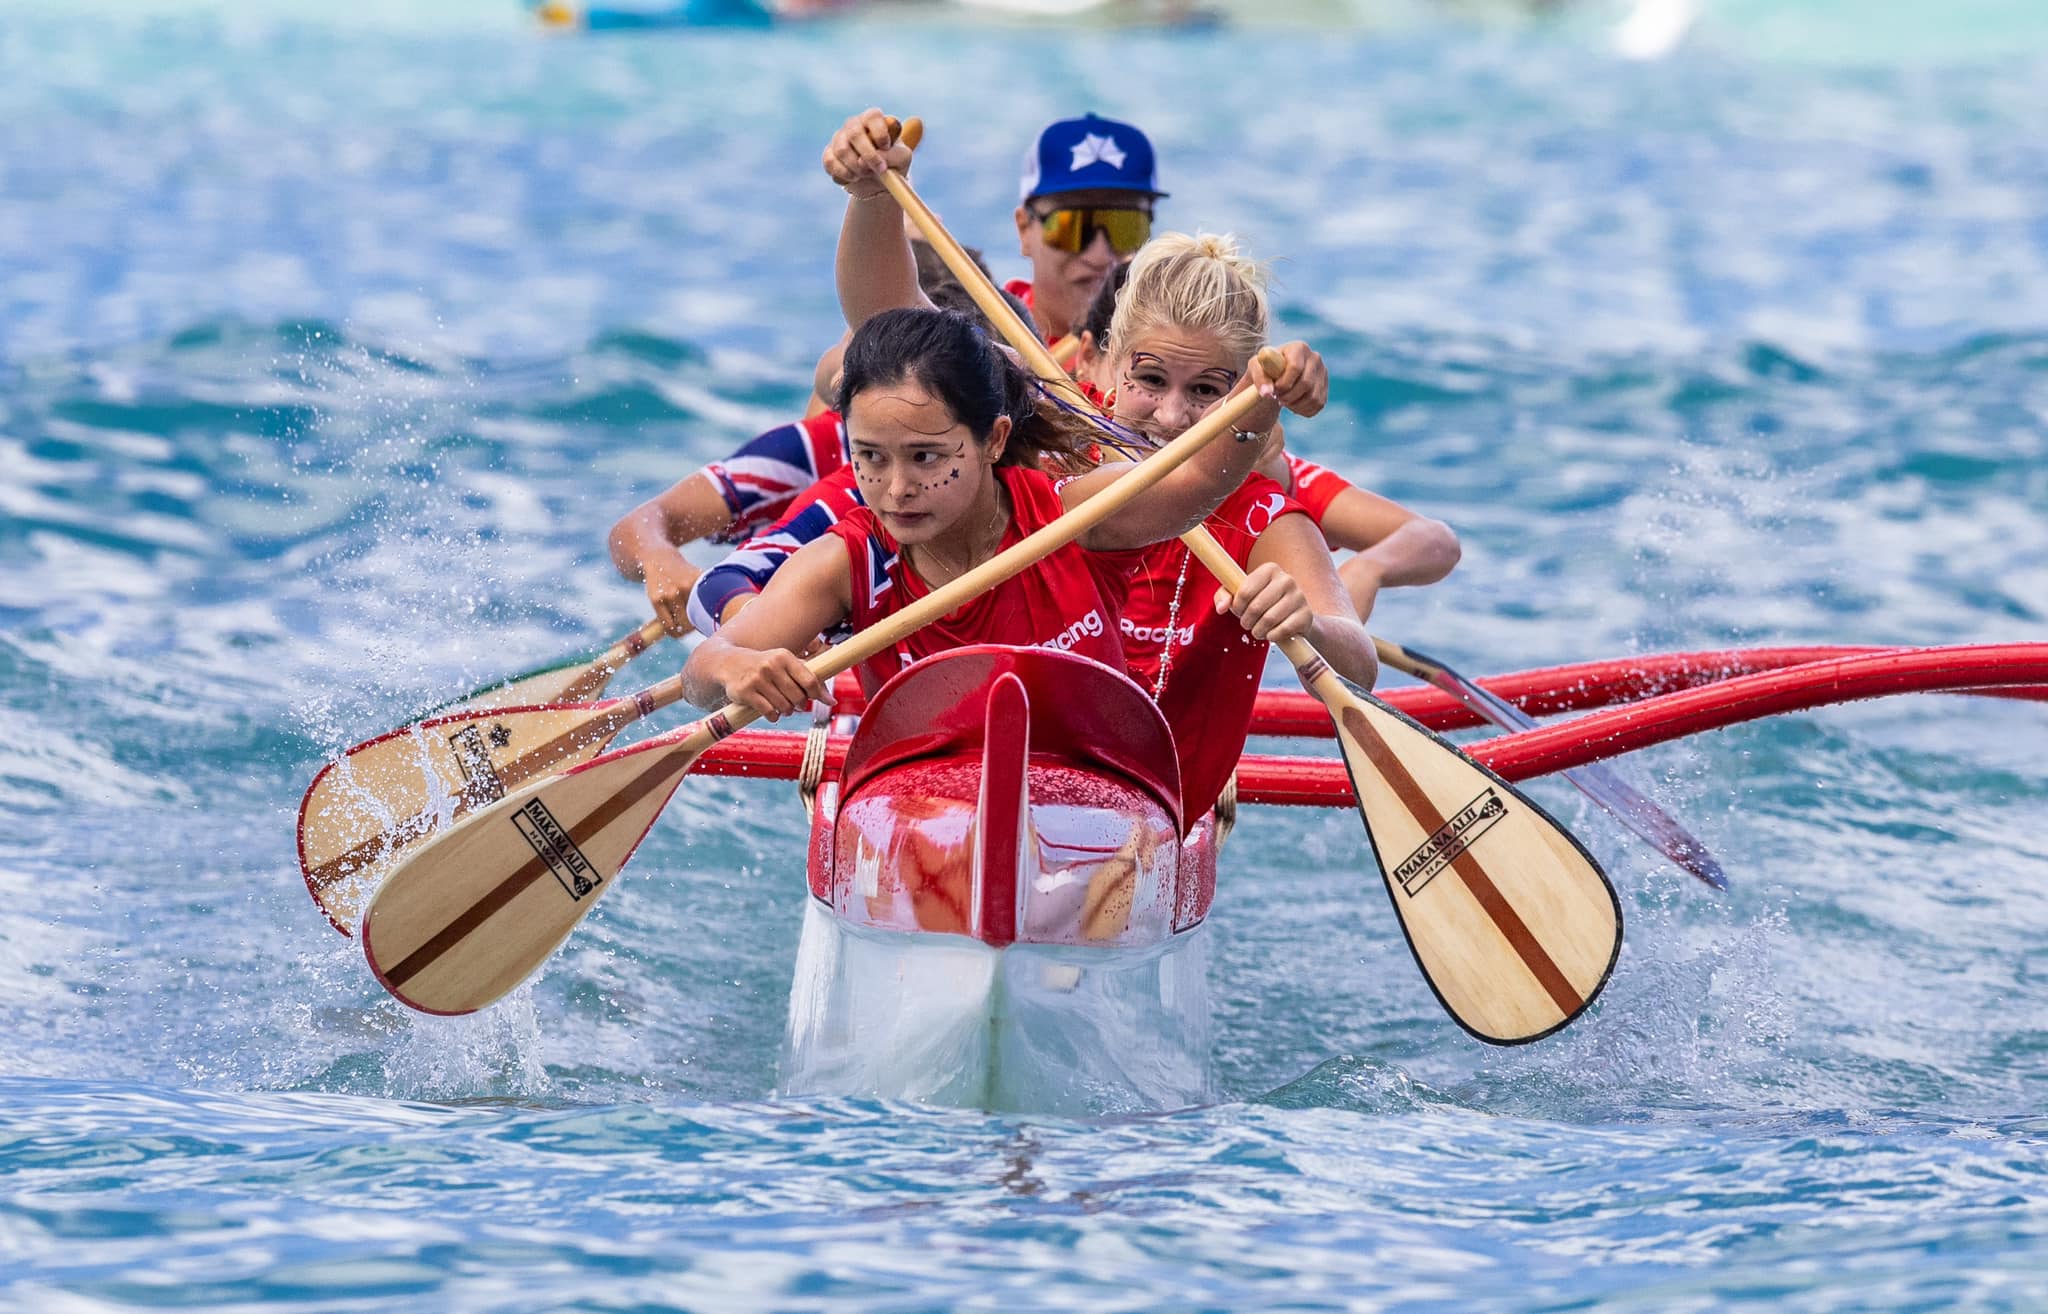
[1180,534,1622,1043]
[880,122,1619,1042]
[1375,638,1727,890]
[297,664,693,936]
[431,617,668,714]
[358,354,1286,1015]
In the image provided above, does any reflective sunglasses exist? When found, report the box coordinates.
[1031,204,1153,256]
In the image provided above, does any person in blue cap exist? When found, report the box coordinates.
[1005,112,1167,347]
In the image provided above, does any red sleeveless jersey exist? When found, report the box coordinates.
[1282,455,1353,524]
[1121,474,1309,825]
[827,464,1136,695]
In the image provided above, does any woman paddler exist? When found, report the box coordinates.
[608,110,1161,634]
[679,304,1331,719]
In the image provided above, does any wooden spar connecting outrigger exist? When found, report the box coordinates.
[299,638,2048,937]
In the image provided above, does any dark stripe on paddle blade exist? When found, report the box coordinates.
[375,744,694,990]
[1340,704,1585,1020]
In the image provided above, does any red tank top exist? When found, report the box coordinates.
[827,464,1136,695]
[1283,454,1353,524]
[1121,475,1309,824]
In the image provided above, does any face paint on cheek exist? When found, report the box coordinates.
[920,443,972,491]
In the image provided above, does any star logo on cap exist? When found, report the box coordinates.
[1069,133,1127,172]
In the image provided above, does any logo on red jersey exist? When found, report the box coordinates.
[1041,609,1106,652]
[1121,616,1197,648]
[1244,491,1289,535]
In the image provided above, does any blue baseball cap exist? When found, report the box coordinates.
[1019,113,1166,203]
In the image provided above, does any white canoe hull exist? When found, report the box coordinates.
[780,901,1213,1114]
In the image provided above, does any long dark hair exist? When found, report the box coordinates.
[834,308,1095,471]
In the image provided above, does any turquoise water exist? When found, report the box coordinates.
[5,3,2048,1309]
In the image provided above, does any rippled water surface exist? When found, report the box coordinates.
[4,2,2047,1310]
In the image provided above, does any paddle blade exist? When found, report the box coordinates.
[1554,761,1728,889]
[297,700,640,936]
[1333,693,1621,1044]
[360,733,704,1014]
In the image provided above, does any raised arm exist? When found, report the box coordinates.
[822,108,931,328]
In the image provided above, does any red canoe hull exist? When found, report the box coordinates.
[804,645,1217,948]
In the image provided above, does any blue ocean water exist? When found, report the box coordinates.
[4,2,2048,1309]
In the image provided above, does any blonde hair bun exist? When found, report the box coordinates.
[1107,230,1270,367]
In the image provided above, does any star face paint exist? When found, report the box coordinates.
[845,382,1003,548]
[1111,325,1242,447]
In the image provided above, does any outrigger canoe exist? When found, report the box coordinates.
[783,644,1224,1114]
[309,635,2047,1111]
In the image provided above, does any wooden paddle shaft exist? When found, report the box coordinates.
[560,617,672,703]
[1178,529,1353,701]
[619,616,668,658]
[881,119,1092,406]
[1373,637,1446,685]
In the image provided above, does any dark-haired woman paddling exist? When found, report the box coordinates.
[680,306,1326,719]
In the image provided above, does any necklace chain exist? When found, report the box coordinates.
[911,492,1005,588]
[1152,545,1192,701]
[1107,423,1189,704]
